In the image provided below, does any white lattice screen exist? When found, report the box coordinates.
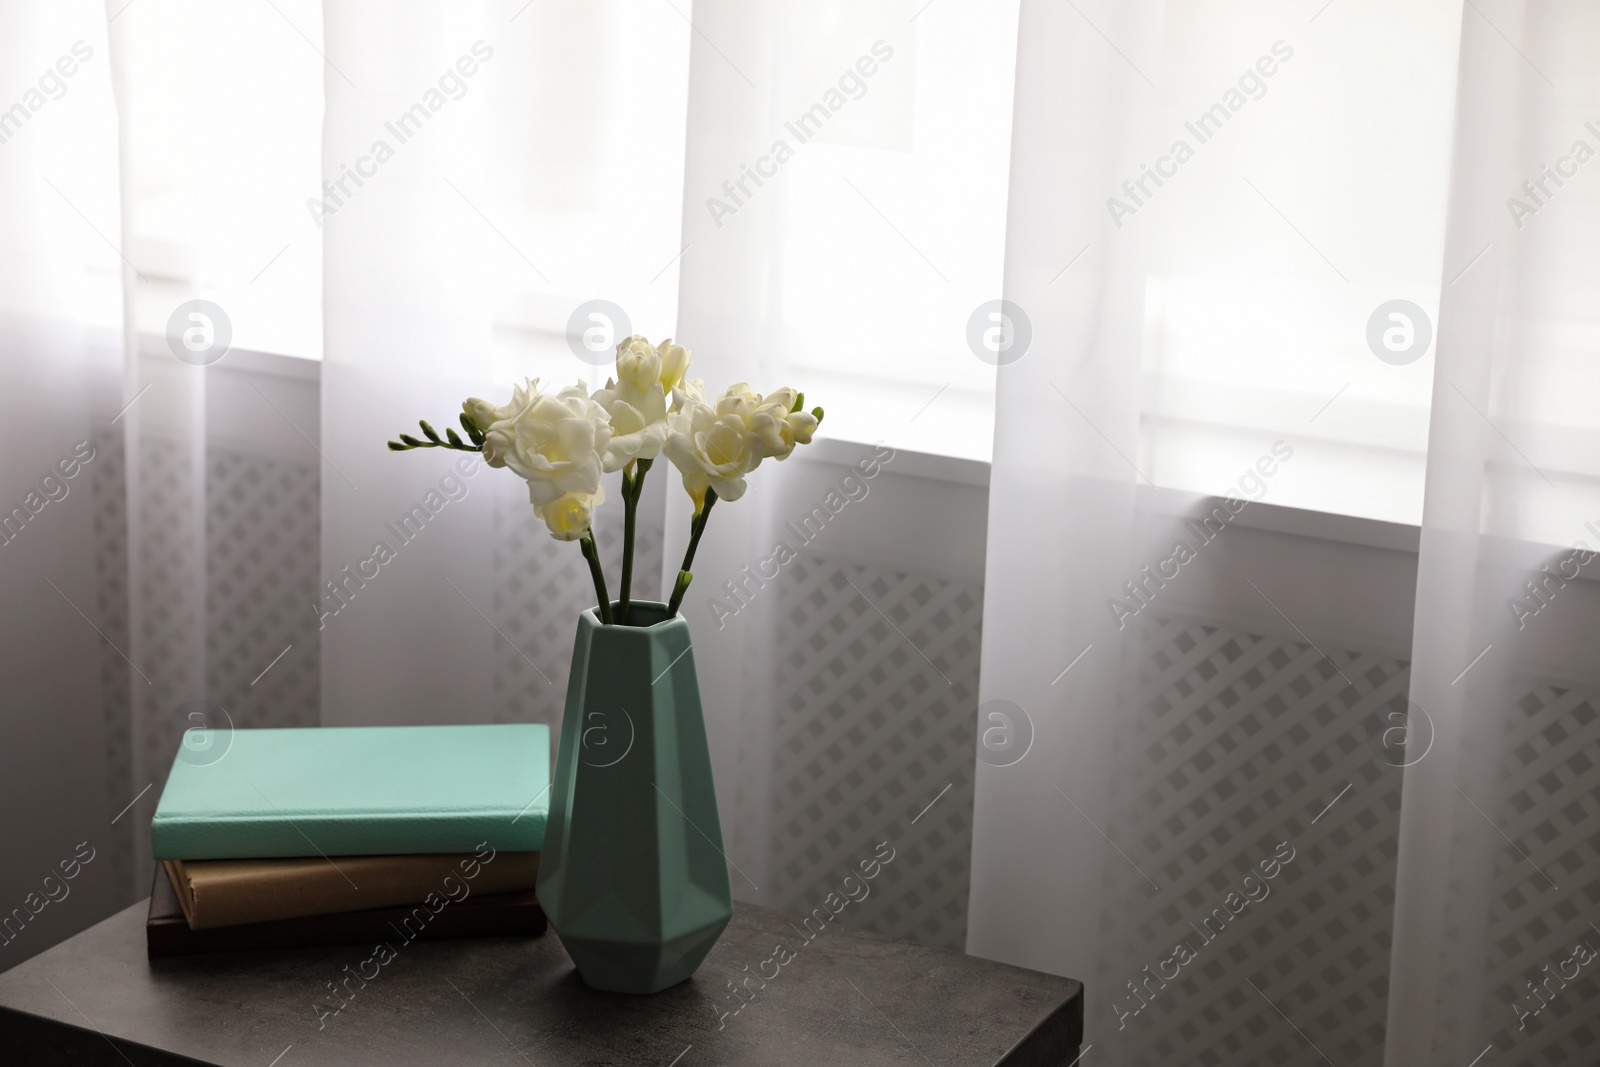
[90,405,134,903]
[1095,614,1410,1067]
[1456,682,1600,1064]
[752,554,983,953]
[206,447,321,732]
[127,432,205,885]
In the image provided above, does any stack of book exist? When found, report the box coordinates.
[146,723,551,957]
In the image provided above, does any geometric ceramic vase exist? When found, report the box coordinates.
[535,600,734,994]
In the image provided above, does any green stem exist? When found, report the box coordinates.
[618,458,652,625]
[665,488,717,617]
[580,532,614,625]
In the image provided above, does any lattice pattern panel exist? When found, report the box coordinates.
[1092,615,1409,1066]
[130,435,205,802]
[206,447,320,730]
[757,555,982,953]
[1456,683,1600,1064]
[489,483,664,746]
[89,413,133,899]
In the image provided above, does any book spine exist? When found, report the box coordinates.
[151,811,546,861]
[187,853,541,928]
[149,894,546,958]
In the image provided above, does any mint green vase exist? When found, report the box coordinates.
[536,601,733,994]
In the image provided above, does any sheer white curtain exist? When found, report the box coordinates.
[670,0,1016,946]
[973,0,1600,1064]
[967,0,1157,986]
[1390,2,1600,1062]
[318,0,689,733]
[319,2,502,729]
[0,2,132,956]
[317,0,1015,956]
[101,0,330,892]
[2,1,321,940]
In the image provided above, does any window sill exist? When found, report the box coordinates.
[136,335,321,382]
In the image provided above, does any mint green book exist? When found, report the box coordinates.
[151,725,549,860]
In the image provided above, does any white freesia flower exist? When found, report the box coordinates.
[484,381,612,512]
[672,376,706,410]
[715,382,764,424]
[594,337,670,471]
[657,339,690,393]
[663,382,824,508]
[749,387,818,461]
[533,486,605,541]
[662,395,762,508]
[615,335,662,390]
[399,348,821,619]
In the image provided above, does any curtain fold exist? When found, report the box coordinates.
[668,0,787,903]
[108,2,321,893]
[319,2,502,730]
[1389,3,1600,1062]
[976,1,1600,1063]
[967,0,1159,982]
[673,0,1002,950]
[318,0,689,743]
[0,1,134,960]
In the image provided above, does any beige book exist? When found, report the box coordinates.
[162,852,539,929]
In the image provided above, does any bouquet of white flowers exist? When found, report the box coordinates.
[388,336,822,625]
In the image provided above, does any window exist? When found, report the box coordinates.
[109,0,1600,539]
[118,0,323,358]
[766,0,1021,463]
[1134,1,1461,527]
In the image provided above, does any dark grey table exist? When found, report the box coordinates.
[0,899,1082,1066]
